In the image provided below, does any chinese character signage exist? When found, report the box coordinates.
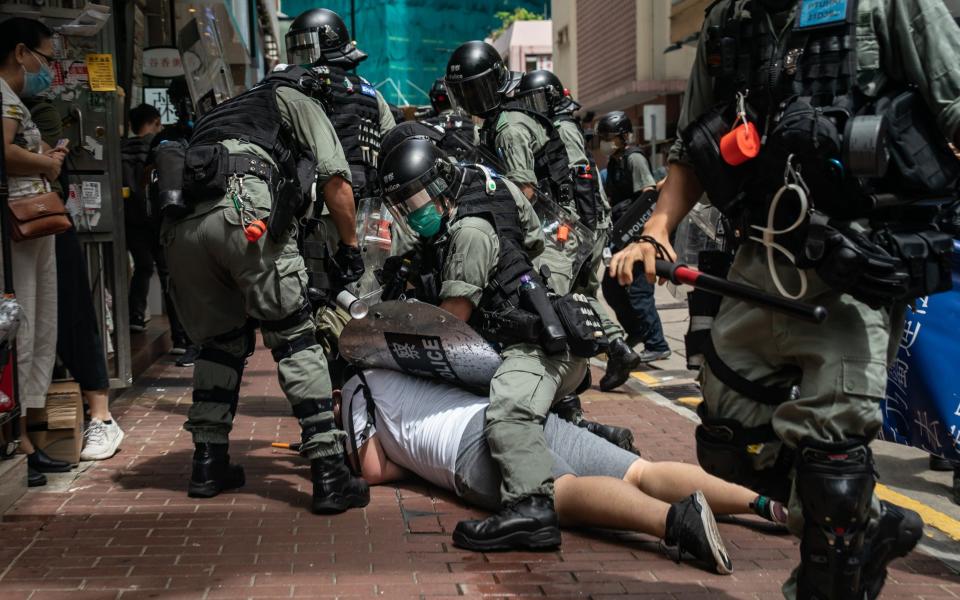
[142,46,185,78]
[881,240,960,460]
[142,87,178,125]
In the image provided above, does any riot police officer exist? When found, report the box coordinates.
[515,70,645,393]
[162,64,369,514]
[598,111,672,364]
[610,0,960,597]
[378,136,608,551]
[285,8,396,365]
[444,42,641,391]
[422,77,478,162]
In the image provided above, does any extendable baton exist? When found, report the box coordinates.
[655,260,828,324]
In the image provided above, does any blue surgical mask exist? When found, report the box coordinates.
[22,51,53,98]
[407,203,443,238]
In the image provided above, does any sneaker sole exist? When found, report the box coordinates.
[80,429,125,461]
[694,490,734,575]
[188,470,246,498]
[451,526,561,552]
[170,348,187,356]
[312,492,371,515]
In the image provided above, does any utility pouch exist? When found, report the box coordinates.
[479,307,542,347]
[551,293,608,358]
[571,165,598,231]
[152,140,191,219]
[875,90,960,196]
[182,144,229,200]
[879,229,954,298]
[681,106,744,214]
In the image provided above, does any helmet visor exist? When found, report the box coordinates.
[515,89,550,114]
[383,177,451,238]
[446,69,501,117]
[286,30,325,66]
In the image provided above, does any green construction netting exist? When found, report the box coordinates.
[279,0,545,106]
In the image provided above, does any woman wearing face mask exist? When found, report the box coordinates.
[0,17,70,487]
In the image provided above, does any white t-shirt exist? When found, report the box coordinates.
[1,78,50,199]
[342,369,486,492]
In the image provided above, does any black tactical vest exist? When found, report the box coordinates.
[425,111,478,163]
[555,114,604,230]
[426,167,543,344]
[479,102,573,205]
[314,65,383,199]
[604,147,647,208]
[189,66,315,179]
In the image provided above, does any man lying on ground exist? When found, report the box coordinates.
[336,368,788,574]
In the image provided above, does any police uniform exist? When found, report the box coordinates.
[163,74,349,461]
[667,0,960,596]
[482,109,584,296]
[601,147,671,354]
[415,167,588,505]
[553,116,624,343]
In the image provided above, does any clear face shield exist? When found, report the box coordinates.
[286,29,366,67]
[383,176,453,239]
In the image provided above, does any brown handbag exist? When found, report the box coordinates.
[7,191,72,242]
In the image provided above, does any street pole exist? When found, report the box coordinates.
[650,114,657,169]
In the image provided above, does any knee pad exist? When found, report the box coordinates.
[292,398,336,444]
[694,409,794,502]
[795,438,876,600]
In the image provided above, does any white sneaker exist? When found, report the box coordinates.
[80,418,125,461]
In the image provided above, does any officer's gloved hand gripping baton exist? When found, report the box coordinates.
[654,259,828,324]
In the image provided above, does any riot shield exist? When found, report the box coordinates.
[178,17,234,116]
[339,300,503,393]
[349,197,394,303]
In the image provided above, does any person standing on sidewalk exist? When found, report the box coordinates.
[609,0,960,597]
[598,111,671,364]
[162,64,368,514]
[122,104,163,334]
[26,97,123,461]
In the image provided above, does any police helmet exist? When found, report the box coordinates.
[514,69,579,116]
[379,136,461,238]
[429,78,451,114]
[381,121,444,160]
[597,111,634,141]
[286,8,367,68]
[444,41,520,118]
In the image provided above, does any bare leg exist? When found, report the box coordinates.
[84,389,111,421]
[554,474,669,537]
[624,458,756,516]
[19,416,35,454]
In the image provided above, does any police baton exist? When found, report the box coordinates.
[655,260,828,324]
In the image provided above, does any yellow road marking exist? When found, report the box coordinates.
[631,371,659,385]
[677,396,702,407]
[875,483,960,541]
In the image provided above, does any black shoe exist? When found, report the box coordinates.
[310,455,370,514]
[551,394,584,423]
[27,448,72,473]
[639,348,672,363]
[453,494,561,552]
[582,420,640,455]
[928,453,955,471]
[176,345,201,367]
[860,501,923,600]
[599,339,642,391]
[27,466,47,487]
[130,316,146,333]
[187,443,245,498]
[664,490,733,574]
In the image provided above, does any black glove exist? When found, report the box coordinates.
[814,225,909,309]
[330,242,364,287]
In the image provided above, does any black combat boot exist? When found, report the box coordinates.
[860,501,923,599]
[453,494,561,552]
[187,443,245,498]
[552,395,639,455]
[310,454,370,514]
[599,338,641,391]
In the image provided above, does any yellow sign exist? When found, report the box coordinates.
[84,54,116,92]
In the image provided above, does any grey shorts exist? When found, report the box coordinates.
[453,411,639,511]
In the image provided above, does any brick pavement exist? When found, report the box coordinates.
[1,344,958,600]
